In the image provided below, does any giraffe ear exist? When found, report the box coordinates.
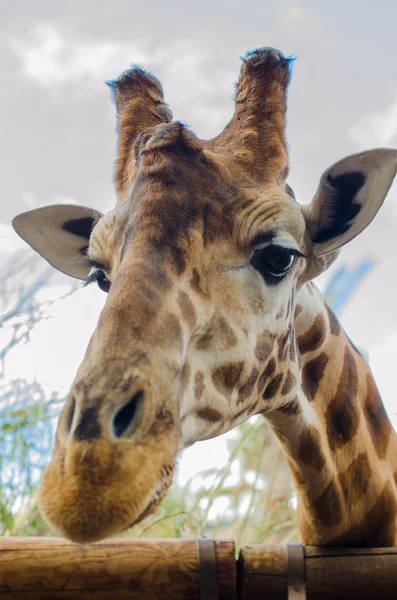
[302,148,397,255]
[12,205,103,279]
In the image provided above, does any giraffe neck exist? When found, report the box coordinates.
[267,283,397,546]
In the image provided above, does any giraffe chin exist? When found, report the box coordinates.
[38,433,177,544]
[121,484,168,532]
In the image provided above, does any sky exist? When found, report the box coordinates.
[1,1,397,484]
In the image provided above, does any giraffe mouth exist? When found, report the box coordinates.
[122,480,168,532]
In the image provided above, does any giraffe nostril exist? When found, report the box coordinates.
[113,391,144,439]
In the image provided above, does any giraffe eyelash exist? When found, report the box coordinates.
[83,269,103,287]
[83,267,112,293]
[82,255,110,288]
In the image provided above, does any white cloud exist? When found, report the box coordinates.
[8,22,217,95]
[8,22,235,138]
[349,95,397,147]
[9,23,147,87]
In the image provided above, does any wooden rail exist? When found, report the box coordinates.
[0,538,397,599]
[0,537,235,599]
[238,544,397,599]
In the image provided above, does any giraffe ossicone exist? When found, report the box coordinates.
[13,47,397,545]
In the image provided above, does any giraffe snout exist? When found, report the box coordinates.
[40,378,180,542]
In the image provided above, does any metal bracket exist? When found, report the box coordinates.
[196,537,218,600]
[287,542,307,600]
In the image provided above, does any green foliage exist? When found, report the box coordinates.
[0,381,60,536]
[0,252,57,536]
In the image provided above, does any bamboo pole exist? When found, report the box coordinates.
[0,537,236,600]
[238,544,397,599]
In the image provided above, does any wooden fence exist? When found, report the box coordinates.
[0,537,396,599]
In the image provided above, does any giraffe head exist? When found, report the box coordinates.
[13,48,397,543]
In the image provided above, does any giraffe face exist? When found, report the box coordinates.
[13,48,397,543]
[82,138,308,450]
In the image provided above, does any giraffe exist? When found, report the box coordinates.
[13,47,397,546]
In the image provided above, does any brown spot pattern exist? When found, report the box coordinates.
[216,316,238,349]
[257,357,276,392]
[278,397,301,416]
[180,361,191,393]
[196,407,223,422]
[263,373,283,400]
[178,290,196,328]
[364,374,391,459]
[194,371,205,401]
[326,347,360,450]
[237,367,259,405]
[212,361,244,398]
[338,453,371,502]
[255,331,275,362]
[325,303,341,336]
[294,304,303,318]
[281,370,296,395]
[297,312,326,354]
[313,477,343,527]
[164,314,183,345]
[302,352,328,401]
[298,428,326,470]
[278,330,290,362]
[197,315,237,352]
[196,331,213,351]
[247,400,259,415]
[329,483,397,546]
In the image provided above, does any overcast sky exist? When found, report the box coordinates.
[1,1,397,475]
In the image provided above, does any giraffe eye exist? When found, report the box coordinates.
[96,271,111,293]
[84,268,111,293]
[250,245,297,284]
